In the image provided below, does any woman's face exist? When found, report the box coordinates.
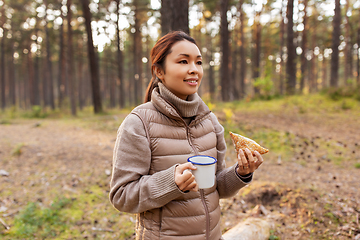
[156,40,203,100]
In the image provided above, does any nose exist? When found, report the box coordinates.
[188,62,198,75]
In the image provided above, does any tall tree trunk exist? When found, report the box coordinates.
[253,11,261,96]
[239,0,246,99]
[67,0,76,116]
[330,0,341,88]
[220,0,230,101]
[80,0,103,113]
[133,0,142,105]
[109,57,115,108]
[9,40,15,106]
[161,0,189,35]
[286,0,296,95]
[231,28,238,100]
[322,48,328,89]
[358,8,360,86]
[0,10,6,110]
[207,34,215,100]
[44,0,55,110]
[20,61,28,108]
[42,2,49,107]
[344,0,350,85]
[160,0,172,35]
[172,0,189,34]
[33,27,41,106]
[58,4,66,108]
[279,0,285,95]
[27,44,35,107]
[77,39,84,110]
[300,0,308,93]
[308,6,317,91]
[115,0,124,108]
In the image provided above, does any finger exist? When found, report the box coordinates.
[176,162,196,175]
[254,151,264,168]
[237,150,250,173]
[245,148,255,163]
[239,149,249,169]
[179,176,197,192]
[188,181,199,192]
[245,149,256,171]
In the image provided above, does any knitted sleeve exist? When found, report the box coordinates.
[109,113,184,213]
[209,113,251,199]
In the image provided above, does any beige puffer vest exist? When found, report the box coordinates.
[130,92,222,239]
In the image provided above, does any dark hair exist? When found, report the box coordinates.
[144,31,197,102]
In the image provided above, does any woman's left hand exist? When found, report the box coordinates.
[236,148,263,176]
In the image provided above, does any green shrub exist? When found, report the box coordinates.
[325,86,359,101]
[253,76,275,100]
[9,198,71,238]
[23,106,48,118]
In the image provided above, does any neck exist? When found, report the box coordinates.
[158,83,200,118]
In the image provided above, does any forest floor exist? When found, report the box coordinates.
[1,95,360,239]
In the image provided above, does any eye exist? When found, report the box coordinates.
[179,60,188,64]
[197,61,203,65]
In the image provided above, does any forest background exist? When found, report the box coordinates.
[1,0,360,239]
[0,0,359,114]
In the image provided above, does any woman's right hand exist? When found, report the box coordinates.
[175,162,198,192]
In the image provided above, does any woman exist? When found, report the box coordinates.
[109,31,263,240]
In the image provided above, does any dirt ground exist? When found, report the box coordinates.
[1,108,360,239]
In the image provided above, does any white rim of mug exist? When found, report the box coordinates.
[187,155,217,165]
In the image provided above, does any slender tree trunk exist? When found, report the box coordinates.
[279,0,285,95]
[220,0,230,101]
[322,48,328,89]
[80,0,103,113]
[78,39,84,110]
[44,0,55,110]
[27,44,35,106]
[109,57,115,108]
[344,0,350,85]
[253,11,261,95]
[300,0,308,93]
[239,0,246,99]
[330,0,341,88]
[9,40,15,106]
[33,27,41,106]
[20,61,27,108]
[67,0,76,116]
[0,15,6,110]
[115,0,124,107]
[58,5,66,108]
[286,0,296,95]
[128,56,133,105]
[358,8,360,86]
[231,28,238,100]
[133,0,142,105]
[308,7,317,92]
[42,57,49,107]
[207,34,215,100]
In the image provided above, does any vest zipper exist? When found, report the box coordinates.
[161,98,211,238]
[200,189,210,240]
[159,207,163,240]
[186,125,198,155]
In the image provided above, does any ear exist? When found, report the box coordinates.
[154,66,165,81]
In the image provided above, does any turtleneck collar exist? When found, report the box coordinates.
[158,82,200,118]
